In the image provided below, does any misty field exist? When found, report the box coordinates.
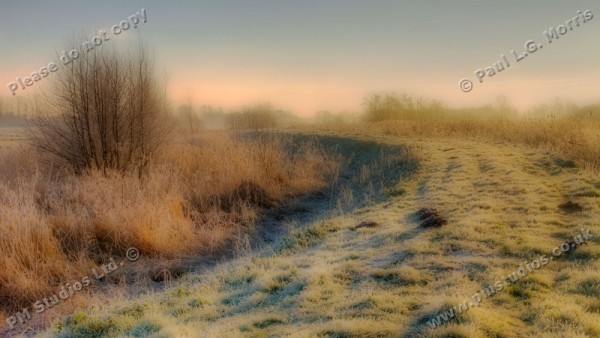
[0,109,598,338]
[0,10,598,337]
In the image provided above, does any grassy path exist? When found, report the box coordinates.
[43,134,600,338]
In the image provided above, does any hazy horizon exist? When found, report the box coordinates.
[1,0,599,116]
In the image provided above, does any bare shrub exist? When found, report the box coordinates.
[29,40,171,174]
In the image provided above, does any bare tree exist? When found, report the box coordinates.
[363,94,405,121]
[29,39,171,175]
[182,89,198,133]
[416,96,424,115]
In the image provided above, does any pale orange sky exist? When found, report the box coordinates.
[2,1,599,116]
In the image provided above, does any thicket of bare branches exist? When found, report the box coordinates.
[228,104,278,130]
[362,93,445,122]
[29,40,171,174]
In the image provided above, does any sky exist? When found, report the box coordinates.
[1,0,599,116]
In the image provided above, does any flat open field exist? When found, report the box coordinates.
[0,127,26,146]
[39,132,600,338]
[2,2,599,338]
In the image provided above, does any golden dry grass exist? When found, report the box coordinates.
[307,117,600,173]
[0,131,339,318]
[40,118,600,338]
[3,115,599,337]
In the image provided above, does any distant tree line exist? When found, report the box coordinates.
[361,93,599,122]
[174,102,301,131]
[526,98,599,120]
[0,96,30,126]
[362,93,444,122]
